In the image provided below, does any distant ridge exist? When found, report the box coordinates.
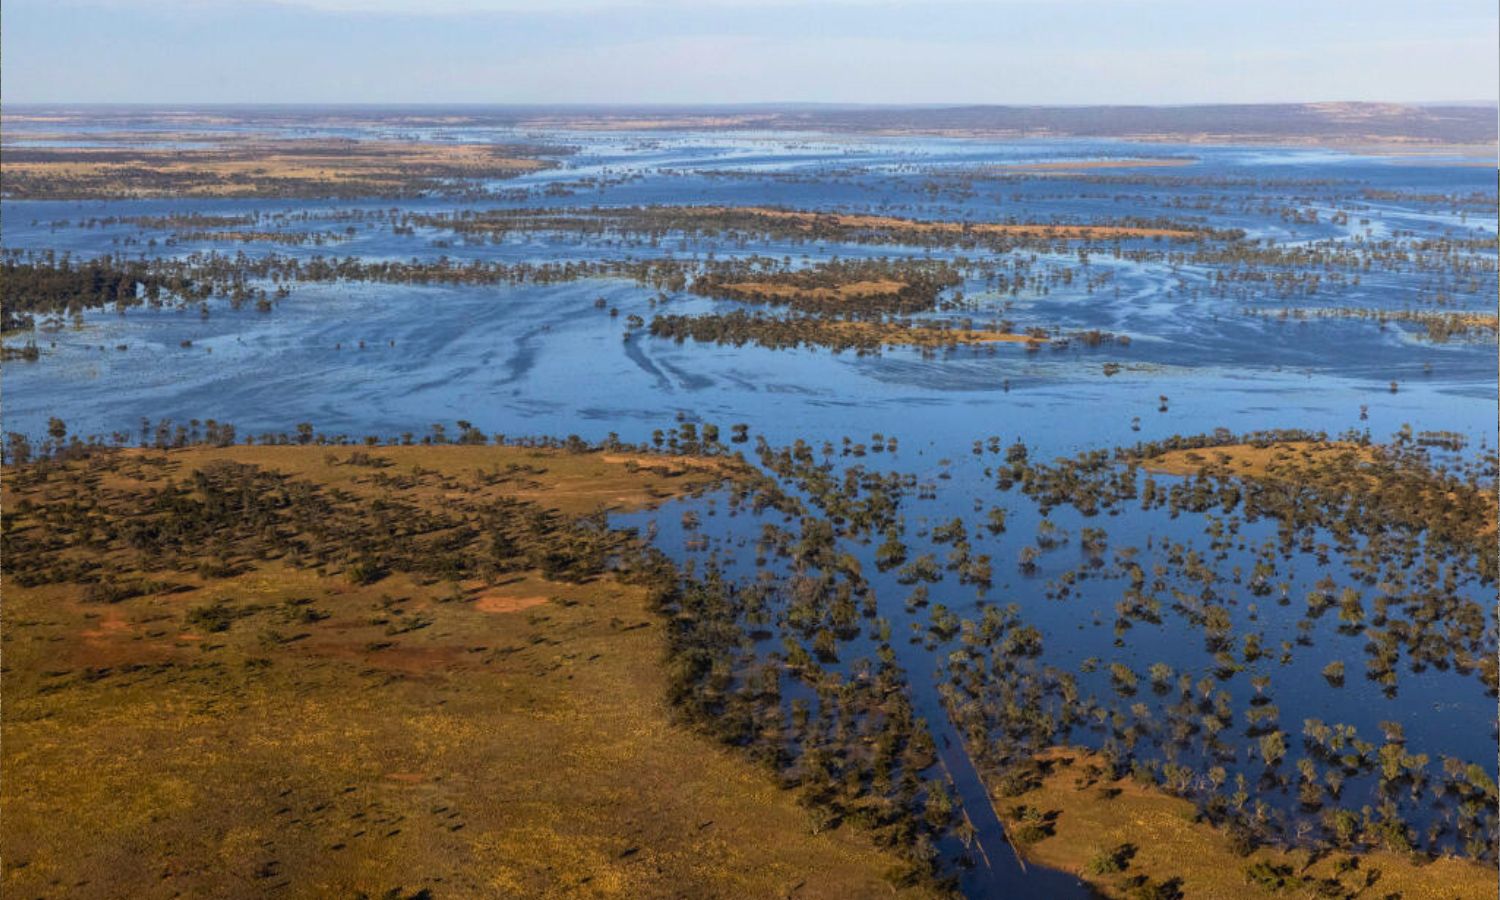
[5,102,1496,145]
[772,102,1499,144]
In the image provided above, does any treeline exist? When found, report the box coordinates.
[408,204,1233,251]
[0,259,198,332]
[689,258,962,314]
[649,310,1132,357]
[1242,305,1497,343]
[1,415,751,467]
[2,249,695,295]
[3,452,624,624]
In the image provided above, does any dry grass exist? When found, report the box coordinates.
[1,138,549,198]
[1003,748,1492,899]
[1141,439,1497,538]
[523,115,773,131]
[1431,313,1496,330]
[825,321,1043,347]
[719,279,912,304]
[693,206,1198,239]
[1140,441,1375,480]
[2,445,929,899]
[135,443,738,516]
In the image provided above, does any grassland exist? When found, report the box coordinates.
[1139,434,1497,541]
[1,444,933,898]
[649,310,1050,352]
[824,321,1042,347]
[0,138,553,199]
[1244,307,1499,343]
[691,206,1199,240]
[999,748,1492,899]
[717,279,914,305]
[1140,440,1375,480]
[407,204,1222,251]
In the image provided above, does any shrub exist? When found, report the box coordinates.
[187,600,240,633]
[1087,843,1136,875]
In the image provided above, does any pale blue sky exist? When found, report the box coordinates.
[4,0,1496,104]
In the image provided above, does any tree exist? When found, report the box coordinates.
[1259,730,1287,767]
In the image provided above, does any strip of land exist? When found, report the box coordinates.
[1,444,933,898]
[6,102,1494,148]
[1137,436,1496,540]
[824,321,1043,347]
[692,206,1200,239]
[649,310,1054,352]
[1000,748,1492,899]
[0,138,557,199]
[1139,440,1375,480]
[1245,307,1498,343]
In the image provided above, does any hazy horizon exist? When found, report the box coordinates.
[4,0,1497,105]
[5,100,1499,109]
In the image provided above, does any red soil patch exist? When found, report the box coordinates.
[72,610,180,668]
[475,594,549,614]
[78,611,134,641]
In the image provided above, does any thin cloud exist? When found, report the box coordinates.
[69,0,1074,13]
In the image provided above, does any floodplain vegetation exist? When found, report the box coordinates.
[2,418,1495,897]
[1239,306,1497,344]
[1002,748,1490,900]
[0,433,946,898]
[403,204,1230,256]
[649,311,1049,354]
[644,423,1496,897]
[0,136,563,199]
[5,183,1492,363]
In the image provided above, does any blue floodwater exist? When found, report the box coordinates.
[2,125,1495,898]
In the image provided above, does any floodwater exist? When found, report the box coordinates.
[3,124,1495,898]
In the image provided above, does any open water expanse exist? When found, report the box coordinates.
[3,122,1495,897]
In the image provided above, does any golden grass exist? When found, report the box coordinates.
[1252,307,1499,338]
[518,115,773,131]
[720,279,912,303]
[2,138,548,198]
[1143,440,1498,544]
[1439,313,1497,329]
[694,206,1198,239]
[1141,439,1497,541]
[126,443,737,517]
[2,445,930,899]
[826,321,1044,347]
[1003,748,1492,899]
[1140,441,1375,480]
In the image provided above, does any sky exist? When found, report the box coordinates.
[3,0,1497,105]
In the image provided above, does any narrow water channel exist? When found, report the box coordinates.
[913,671,1095,899]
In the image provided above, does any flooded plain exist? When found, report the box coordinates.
[3,123,1495,897]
